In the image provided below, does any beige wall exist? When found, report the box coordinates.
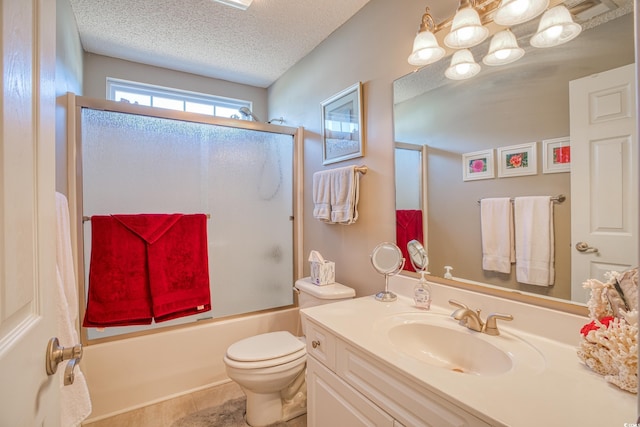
[268,0,424,297]
[55,0,84,194]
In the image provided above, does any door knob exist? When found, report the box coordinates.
[575,241,598,253]
[46,337,83,385]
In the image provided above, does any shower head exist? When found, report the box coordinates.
[238,107,261,122]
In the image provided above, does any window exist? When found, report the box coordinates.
[107,78,252,119]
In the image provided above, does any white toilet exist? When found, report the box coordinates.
[223,277,355,427]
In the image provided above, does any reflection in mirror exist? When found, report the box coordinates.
[393,1,636,307]
[395,143,427,271]
[370,242,405,302]
[407,239,429,272]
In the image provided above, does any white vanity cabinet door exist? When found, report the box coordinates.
[307,356,395,427]
[336,340,493,427]
[305,319,337,370]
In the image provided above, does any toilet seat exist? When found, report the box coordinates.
[224,331,306,369]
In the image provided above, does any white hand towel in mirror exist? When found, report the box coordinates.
[514,196,555,286]
[480,198,514,274]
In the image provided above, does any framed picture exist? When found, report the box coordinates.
[542,137,570,173]
[321,82,364,165]
[497,142,537,178]
[462,149,494,181]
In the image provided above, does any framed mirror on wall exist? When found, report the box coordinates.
[393,0,636,310]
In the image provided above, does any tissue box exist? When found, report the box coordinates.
[310,260,335,286]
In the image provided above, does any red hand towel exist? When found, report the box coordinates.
[83,215,154,327]
[396,210,424,272]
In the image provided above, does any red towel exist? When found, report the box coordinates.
[396,210,424,272]
[83,214,211,327]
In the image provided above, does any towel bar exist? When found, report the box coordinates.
[82,213,211,222]
[477,194,565,204]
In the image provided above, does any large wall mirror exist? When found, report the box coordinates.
[393,0,636,309]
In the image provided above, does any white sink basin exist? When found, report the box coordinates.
[374,313,545,376]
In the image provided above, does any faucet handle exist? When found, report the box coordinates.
[448,299,469,310]
[483,313,514,336]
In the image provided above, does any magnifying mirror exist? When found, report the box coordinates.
[407,239,428,272]
[370,242,405,302]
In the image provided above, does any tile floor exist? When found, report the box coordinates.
[82,381,307,427]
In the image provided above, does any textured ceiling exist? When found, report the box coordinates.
[69,0,372,88]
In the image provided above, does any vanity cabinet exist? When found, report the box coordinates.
[304,319,492,427]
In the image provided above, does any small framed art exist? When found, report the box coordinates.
[497,142,537,178]
[321,82,364,165]
[542,137,570,174]
[462,149,494,181]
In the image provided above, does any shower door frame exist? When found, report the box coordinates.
[66,93,304,345]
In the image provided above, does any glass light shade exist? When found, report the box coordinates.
[444,7,489,49]
[482,29,525,66]
[445,49,481,80]
[494,0,549,26]
[408,30,446,66]
[530,5,582,48]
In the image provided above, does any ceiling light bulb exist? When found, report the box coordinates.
[445,49,481,80]
[444,7,489,49]
[530,5,582,48]
[408,30,445,66]
[494,0,549,26]
[483,29,524,66]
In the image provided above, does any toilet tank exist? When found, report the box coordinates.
[294,277,355,309]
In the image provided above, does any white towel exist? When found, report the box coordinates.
[55,192,92,426]
[514,196,555,286]
[480,198,514,274]
[312,170,332,222]
[312,166,360,224]
[330,165,359,224]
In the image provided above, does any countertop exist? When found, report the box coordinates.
[301,290,637,427]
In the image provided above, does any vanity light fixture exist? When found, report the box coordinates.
[445,49,481,80]
[408,8,446,66]
[444,1,489,49]
[482,29,525,66]
[408,1,584,79]
[530,5,582,48]
[212,0,253,10]
[493,0,549,26]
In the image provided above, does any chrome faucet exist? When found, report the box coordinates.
[448,300,513,335]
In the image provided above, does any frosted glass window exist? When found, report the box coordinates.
[81,108,294,339]
[395,147,422,210]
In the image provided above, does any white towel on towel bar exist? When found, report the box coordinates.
[312,166,360,224]
[480,198,514,274]
[514,196,555,286]
[56,192,92,426]
[312,170,332,222]
[330,165,359,224]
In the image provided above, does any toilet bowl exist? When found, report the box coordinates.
[223,278,355,427]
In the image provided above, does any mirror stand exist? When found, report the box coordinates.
[370,242,405,302]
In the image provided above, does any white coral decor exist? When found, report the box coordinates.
[577,269,638,394]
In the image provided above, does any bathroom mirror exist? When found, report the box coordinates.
[407,239,428,272]
[393,1,635,310]
[370,242,405,302]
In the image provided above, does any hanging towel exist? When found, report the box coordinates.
[55,193,92,426]
[113,214,211,322]
[83,215,155,327]
[396,210,424,272]
[312,170,332,222]
[330,165,359,224]
[480,198,514,274]
[514,196,555,286]
[83,213,211,327]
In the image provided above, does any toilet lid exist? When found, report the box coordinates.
[226,331,305,362]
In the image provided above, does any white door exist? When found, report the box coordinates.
[570,63,638,302]
[0,0,59,425]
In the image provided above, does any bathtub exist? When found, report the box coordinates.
[81,307,300,421]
